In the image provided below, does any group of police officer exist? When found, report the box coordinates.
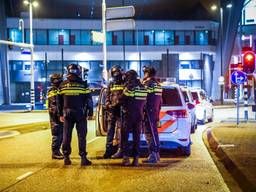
[47,63,162,167]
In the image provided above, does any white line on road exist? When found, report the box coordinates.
[218,144,235,148]
[16,172,33,181]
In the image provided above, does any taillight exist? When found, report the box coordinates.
[195,100,200,105]
[166,110,188,118]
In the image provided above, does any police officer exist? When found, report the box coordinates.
[103,65,125,159]
[58,64,93,166]
[121,70,148,166]
[142,67,162,163]
[47,74,64,159]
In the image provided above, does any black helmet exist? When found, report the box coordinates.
[143,66,156,77]
[124,70,138,82]
[67,64,81,77]
[50,74,63,86]
[111,65,122,78]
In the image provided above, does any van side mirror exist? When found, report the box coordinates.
[187,103,195,110]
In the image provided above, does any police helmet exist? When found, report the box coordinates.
[111,65,122,78]
[124,70,138,82]
[50,74,63,85]
[143,66,156,77]
[67,64,81,76]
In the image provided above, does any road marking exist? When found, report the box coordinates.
[16,172,33,181]
[218,144,235,148]
[88,137,100,144]
[0,131,20,139]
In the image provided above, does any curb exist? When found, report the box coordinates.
[0,131,20,139]
[207,129,256,192]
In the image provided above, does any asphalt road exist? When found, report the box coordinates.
[0,109,234,192]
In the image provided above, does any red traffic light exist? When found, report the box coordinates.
[243,51,255,74]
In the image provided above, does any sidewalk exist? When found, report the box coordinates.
[206,123,256,192]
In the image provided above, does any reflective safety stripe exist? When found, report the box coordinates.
[135,97,147,100]
[47,90,58,98]
[147,86,163,95]
[59,89,91,95]
[110,85,124,91]
[123,90,135,97]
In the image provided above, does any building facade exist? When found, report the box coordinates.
[5,18,218,104]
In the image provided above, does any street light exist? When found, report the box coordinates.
[23,0,38,110]
[211,3,232,104]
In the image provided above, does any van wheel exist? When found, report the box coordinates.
[181,144,191,156]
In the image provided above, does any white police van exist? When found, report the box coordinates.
[96,83,192,156]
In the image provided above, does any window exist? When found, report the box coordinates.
[125,31,134,45]
[48,30,59,45]
[182,91,190,103]
[191,92,199,101]
[12,61,23,71]
[88,61,102,81]
[70,30,81,45]
[191,60,201,69]
[164,31,174,45]
[162,88,182,106]
[180,61,190,69]
[143,31,154,45]
[8,29,22,43]
[112,31,123,45]
[35,30,47,45]
[196,31,208,45]
[184,31,194,45]
[106,32,112,45]
[58,29,69,45]
[81,30,91,45]
[155,31,165,45]
[175,31,185,45]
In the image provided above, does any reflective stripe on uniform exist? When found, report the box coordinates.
[110,85,124,91]
[147,86,163,95]
[124,88,148,100]
[59,88,91,95]
[47,90,58,98]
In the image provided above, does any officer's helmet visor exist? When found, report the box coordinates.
[69,69,79,75]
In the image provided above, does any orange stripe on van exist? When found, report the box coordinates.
[158,119,175,132]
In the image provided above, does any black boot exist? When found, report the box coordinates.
[103,149,113,159]
[52,151,64,159]
[132,156,139,167]
[81,156,92,166]
[64,156,71,165]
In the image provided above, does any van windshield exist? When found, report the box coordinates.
[162,88,182,106]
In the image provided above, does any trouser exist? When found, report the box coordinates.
[121,117,141,157]
[106,115,121,152]
[144,112,160,153]
[49,113,63,153]
[62,109,87,157]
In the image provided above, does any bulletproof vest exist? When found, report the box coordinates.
[47,86,59,113]
[59,79,91,110]
[122,81,148,121]
[109,82,124,107]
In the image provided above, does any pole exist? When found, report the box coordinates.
[122,0,126,68]
[220,7,224,105]
[102,0,108,83]
[236,86,240,125]
[61,48,64,74]
[244,80,249,121]
[139,52,142,77]
[167,49,169,77]
[29,1,35,111]
[45,52,48,92]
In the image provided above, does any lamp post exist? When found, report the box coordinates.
[211,2,232,105]
[23,0,38,110]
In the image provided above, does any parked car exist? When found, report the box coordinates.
[96,82,192,156]
[190,88,213,125]
[181,86,197,133]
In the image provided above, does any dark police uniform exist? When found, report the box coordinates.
[121,70,148,166]
[58,74,93,165]
[47,80,63,159]
[143,77,162,162]
[104,80,124,158]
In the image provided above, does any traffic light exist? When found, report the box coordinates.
[242,51,255,74]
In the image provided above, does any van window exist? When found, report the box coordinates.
[182,91,189,103]
[191,92,199,101]
[162,88,182,106]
